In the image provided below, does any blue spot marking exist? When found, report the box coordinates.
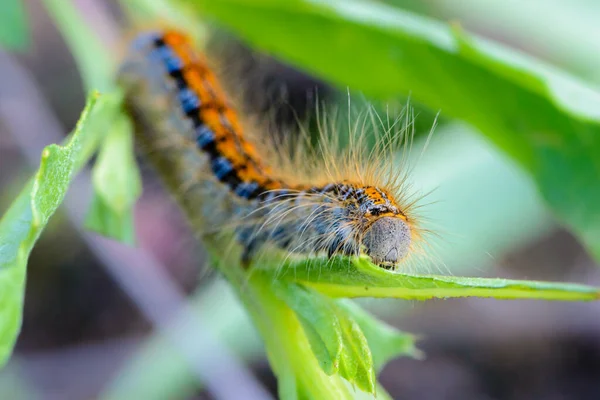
[196,125,215,148]
[178,88,200,113]
[212,157,233,180]
[153,46,183,73]
[236,182,259,198]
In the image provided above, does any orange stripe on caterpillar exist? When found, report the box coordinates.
[118,29,425,269]
[162,30,280,191]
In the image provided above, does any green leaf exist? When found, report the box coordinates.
[85,114,141,244]
[240,273,356,399]
[337,300,421,372]
[276,255,600,301]
[117,0,207,42]
[0,0,29,50]
[191,0,600,261]
[336,306,375,394]
[273,281,375,394]
[273,281,343,375]
[0,93,99,367]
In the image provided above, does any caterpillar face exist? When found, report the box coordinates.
[316,184,412,268]
[349,186,412,267]
[362,215,411,267]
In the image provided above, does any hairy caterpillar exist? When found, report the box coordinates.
[118,29,425,270]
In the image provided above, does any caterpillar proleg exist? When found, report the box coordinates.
[118,29,425,270]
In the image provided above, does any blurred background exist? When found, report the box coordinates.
[1,0,600,399]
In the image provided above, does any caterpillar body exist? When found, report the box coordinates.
[118,30,422,269]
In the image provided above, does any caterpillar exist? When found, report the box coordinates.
[118,29,425,270]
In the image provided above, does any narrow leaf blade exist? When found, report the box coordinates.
[278,256,600,301]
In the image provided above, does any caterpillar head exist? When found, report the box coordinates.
[352,186,412,268]
[362,215,411,268]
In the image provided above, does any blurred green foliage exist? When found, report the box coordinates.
[42,0,113,92]
[0,0,28,50]
[85,115,141,244]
